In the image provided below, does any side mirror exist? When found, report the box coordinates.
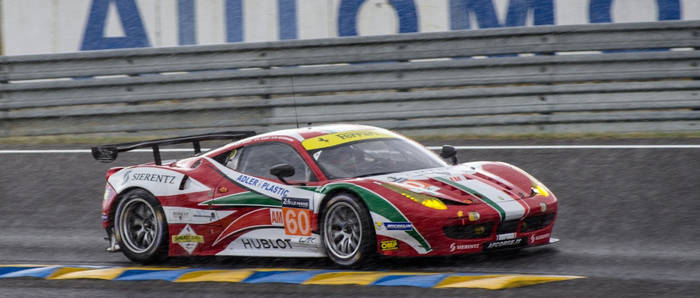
[270,164,295,185]
[439,145,458,165]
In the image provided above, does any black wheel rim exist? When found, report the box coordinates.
[118,198,159,253]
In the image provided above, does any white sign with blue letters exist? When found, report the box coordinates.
[3,0,699,55]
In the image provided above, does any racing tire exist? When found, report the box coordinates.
[320,193,375,267]
[114,189,169,264]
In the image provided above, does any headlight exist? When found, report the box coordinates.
[531,184,549,197]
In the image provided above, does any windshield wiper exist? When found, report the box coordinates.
[355,171,395,178]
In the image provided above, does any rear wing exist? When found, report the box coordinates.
[91,131,256,165]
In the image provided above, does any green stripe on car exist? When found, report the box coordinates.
[320,183,431,253]
[201,191,282,207]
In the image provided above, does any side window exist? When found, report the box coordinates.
[236,142,316,182]
[224,149,240,169]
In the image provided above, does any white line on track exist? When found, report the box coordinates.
[425,145,700,150]
[0,149,205,154]
[0,145,699,154]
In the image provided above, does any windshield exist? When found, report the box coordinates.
[309,138,446,179]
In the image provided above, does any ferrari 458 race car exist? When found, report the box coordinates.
[93,124,557,266]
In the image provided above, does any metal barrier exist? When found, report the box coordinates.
[2,21,700,138]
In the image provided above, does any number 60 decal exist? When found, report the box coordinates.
[282,208,311,236]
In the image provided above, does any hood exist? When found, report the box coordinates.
[366,162,536,221]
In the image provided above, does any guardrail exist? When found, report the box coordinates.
[2,20,700,138]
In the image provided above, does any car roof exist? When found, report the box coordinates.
[204,124,402,157]
[246,124,395,143]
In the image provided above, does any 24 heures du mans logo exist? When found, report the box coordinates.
[282,197,310,209]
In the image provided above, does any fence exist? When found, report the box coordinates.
[1,20,700,138]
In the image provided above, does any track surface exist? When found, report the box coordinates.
[1,138,699,297]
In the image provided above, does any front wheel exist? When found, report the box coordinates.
[321,193,375,267]
[114,189,169,263]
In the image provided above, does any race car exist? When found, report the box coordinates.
[93,124,557,266]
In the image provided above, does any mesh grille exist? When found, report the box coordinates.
[496,220,520,234]
[521,213,555,232]
[443,223,494,239]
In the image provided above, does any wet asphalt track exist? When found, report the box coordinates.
[1,138,699,297]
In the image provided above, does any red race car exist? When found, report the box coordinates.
[93,124,557,266]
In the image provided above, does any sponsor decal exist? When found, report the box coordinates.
[164,207,234,224]
[172,210,215,222]
[173,225,203,254]
[496,233,516,241]
[215,228,325,257]
[173,235,204,243]
[282,197,310,209]
[121,170,132,185]
[384,222,413,231]
[529,233,551,244]
[380,239,399,251]
[126,172,177,184]
[384,176,407,183]
[540,202,547,212]
[485,238,523,249]
[336,131,381,140]
[236,174,260,187]
[298,236,317,245]
[111,168,210,197]
[193,212,216,220]
[240,238,293,250]
[235,175,291,198]
[270,208,284,225]
[172,211,189,220]
[301,129,395,150]
[449,243,480,252]
[260,182,290,198]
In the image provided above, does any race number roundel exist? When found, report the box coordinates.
[283,208,311,236]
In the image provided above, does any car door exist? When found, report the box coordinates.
[204,141,325,257]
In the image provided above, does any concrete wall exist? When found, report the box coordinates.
[3,0,700,55]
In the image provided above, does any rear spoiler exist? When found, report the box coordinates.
[91,131,256,165]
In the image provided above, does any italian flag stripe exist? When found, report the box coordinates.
[320,183,431,253]
[434,177,506,220]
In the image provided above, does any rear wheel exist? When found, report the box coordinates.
[321,193,375,267]
[114,189,168,263]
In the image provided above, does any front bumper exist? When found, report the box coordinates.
[377,199,558,257]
